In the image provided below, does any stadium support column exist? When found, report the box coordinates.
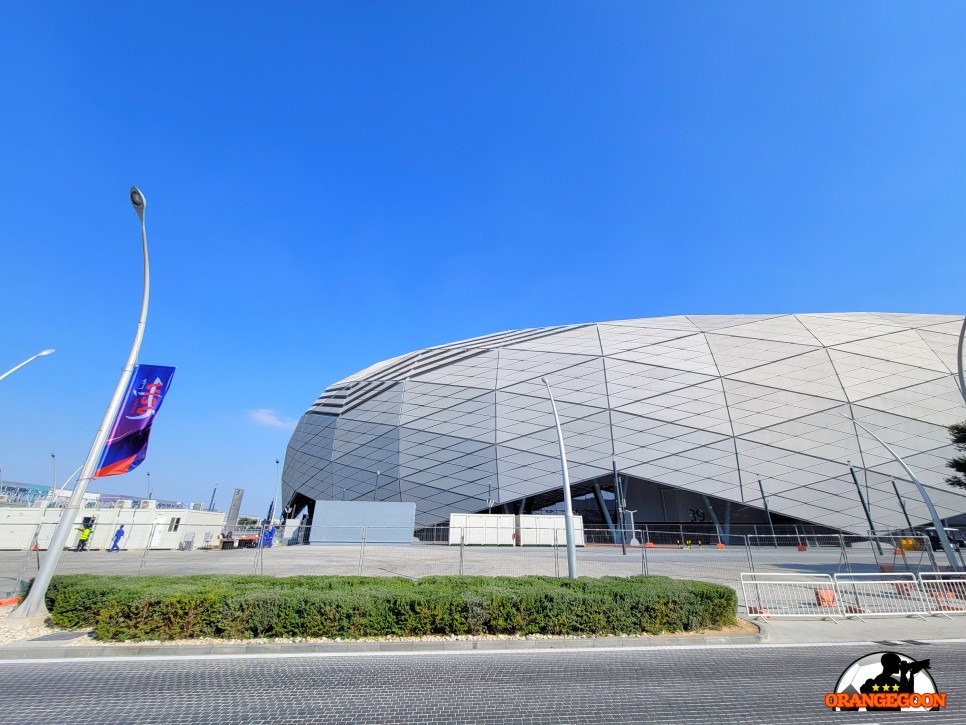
[757,479,777,546]
[701,494,723,545]
[849,462,882,554]
[613,462,627,555]
[846,415,962,571]
[891,480,914,531]
[591,483,616,542]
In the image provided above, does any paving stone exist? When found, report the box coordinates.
[0,643,963,723]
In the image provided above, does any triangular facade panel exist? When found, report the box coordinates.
[283,313,966,528]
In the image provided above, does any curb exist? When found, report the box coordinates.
[0,621,765,660]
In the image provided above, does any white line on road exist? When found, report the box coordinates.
[2,638,966,665]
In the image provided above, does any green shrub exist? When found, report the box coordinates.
[40,574,737,642]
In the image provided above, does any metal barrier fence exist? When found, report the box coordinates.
[741,570,966,620]
[919,572,966,615]
[833,572,930,619]
[0,516,956,624]
[740,573,842,619]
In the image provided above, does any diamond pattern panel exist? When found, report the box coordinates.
[286,314,966,528]
[706,334,819,377]
[828,350,947,402]
[797,314,905,347]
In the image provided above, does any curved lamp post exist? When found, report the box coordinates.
[0,349,55,384]
[541,377,578,579]
[957,316,966,406]
[8,187,151,625]
[844,414,961,571]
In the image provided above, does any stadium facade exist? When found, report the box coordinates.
[281,313,966,533]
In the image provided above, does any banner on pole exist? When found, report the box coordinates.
[95,364,176,478]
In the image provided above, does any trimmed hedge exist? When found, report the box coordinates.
[42,574,737,642]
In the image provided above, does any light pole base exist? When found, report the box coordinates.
[0,602,50,629]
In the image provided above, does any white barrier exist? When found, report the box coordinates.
[919,572,966,615]
[833,572,930,619]
[740,573,842,619]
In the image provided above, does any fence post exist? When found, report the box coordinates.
[838,532,852,574]
[14,524,43,595]
[139,523,157,574]
[252,525,262,575]
[459,528,465,576]
[642,533,648,576]
[743,534,755,573]
[554,528,560,578]
[359,526,367,576]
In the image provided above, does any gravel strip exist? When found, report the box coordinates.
[0,607,65,646]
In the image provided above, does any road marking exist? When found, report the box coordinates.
[1,637,964,665]
[0,641,929,664]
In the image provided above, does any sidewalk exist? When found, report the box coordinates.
[0,609,963,660]
[754,614,966,644]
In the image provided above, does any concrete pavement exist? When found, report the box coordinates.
[1,608,964,659]
[1,641,964,724]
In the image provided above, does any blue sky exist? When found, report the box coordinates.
[1,3,964,513]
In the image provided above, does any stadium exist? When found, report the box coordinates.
[281,313,966,535]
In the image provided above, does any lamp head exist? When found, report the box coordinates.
[540,376,548,384]
[130,186,146,221]
[38,348,55,357]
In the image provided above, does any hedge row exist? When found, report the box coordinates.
[41,574,737,642]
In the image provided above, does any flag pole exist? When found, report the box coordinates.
[6,187,151,625]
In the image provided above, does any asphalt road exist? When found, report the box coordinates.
[0,641,963,724]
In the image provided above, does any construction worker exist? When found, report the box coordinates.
[75,524,93,552]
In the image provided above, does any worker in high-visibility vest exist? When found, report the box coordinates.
[75,525,93,552]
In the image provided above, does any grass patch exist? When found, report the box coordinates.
[42,574,737,642]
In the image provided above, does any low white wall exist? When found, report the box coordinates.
[516,514,585,546]
[448,514,515,545]
[0,506,227,551]
[447,513,584,546]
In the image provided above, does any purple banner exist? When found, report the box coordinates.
[95,364,176,478]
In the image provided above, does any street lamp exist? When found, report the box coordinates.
[0,349,55,384]
[541,376,578,579]
[50,453,56,502]
[146,471,152,501]
[8,187,152,625]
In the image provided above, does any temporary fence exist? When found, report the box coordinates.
[0,517,958,620]
[832,572,931,619]
[918,572,966,615]
[741,569,966,620]
[740,573,842,619]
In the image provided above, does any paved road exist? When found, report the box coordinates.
[0,641,963,724]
